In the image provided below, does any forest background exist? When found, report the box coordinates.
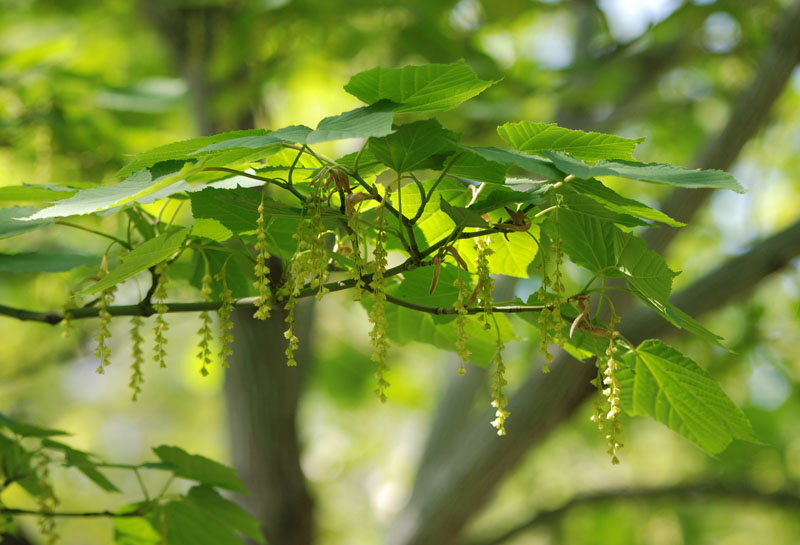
[1,0,800,544]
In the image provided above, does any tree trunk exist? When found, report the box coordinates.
[139,3,316,543]
[225,302,315,545]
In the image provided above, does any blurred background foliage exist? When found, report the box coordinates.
[1,0,799,544]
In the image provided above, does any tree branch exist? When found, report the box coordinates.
[2,508,140,518]
[469,483,800,545]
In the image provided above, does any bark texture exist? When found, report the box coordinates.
[226,303,315,545]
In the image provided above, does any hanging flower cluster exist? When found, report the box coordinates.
[129,316,145,400]
[152,261,170,369]
[453,273,471,376]
[490,335,509,436]
[253,198,272,320]
[369,200,390,402]
[474,236,494,329]
[94,255,116,375]
[282,169,331,366]
[197,272,214,376]
[33,452,58,545]
[216,269,235,367]
[536,216,566,372]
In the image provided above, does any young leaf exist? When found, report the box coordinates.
[565,177,685,227]
[161,500,244,545]
[192,125,312,153]
[0,413,68,438]
[557,209,617,272]
[635,297,727,349]
[547,152,744,193]
[0,185,76,203]
[117,129,270,178]
[307,101,396,144]
[469,186,545,215]
[454,229,539,278]
[439,197,490,228]
[498,122,642,162]
[619,340,759,455]
[445,150,508,184]
[344,60,496,113]
[21,168,191,221]
[379,303,515,364]
[560,193,650,228]
[152,445,247,493]
[186,486,265,544]
[391,263,471,309]
[613,230,678,305]
[369,119,457,173]
[0,206,55,239]
[41,439,120,493]
[0,433,40,491]
[0,252,98,273]
[85,228,188,295]
[467,145,562,179]
[114,515,161,545]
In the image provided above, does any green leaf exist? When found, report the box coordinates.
[0,252,98,273]
[369,119,457,173]
[0,185,76,203]
[391,177,469,249]
[0,413,69,437]
[557,209,617,272]
[445,150,508,184]
[117,129,270,178]
[193,125,312,153]
[664,303,726,347]
[186,486,265,544]
[152,445,247,492]
[469,186,545,215]
[161,500,243,545]
[85,228,188,294]
[439,197,490,228]
[390,263,471,309]
[335,148,389,180]
[454,229,539,278]
[560,211,676,301]
[566,178,685,227]
[498,122,642,162]
[307,101,396,144]
[560,193,649,228]
[41,439,120,492]
[635,298,726,348]
[0,206,55,239]
[189,187,309,256]
[190,247,255,299]
[0,433,39,491]
[614,230,677,306]
[619,340,759,455]
[467,146,562,179]
[191,217,233,242]
[21,168,191,221]
[546,152,744,193]
[380,303,514,364]
[114,516,160,545]
[345,60,496,113]
[190,188,260,233]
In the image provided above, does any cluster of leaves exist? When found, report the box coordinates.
[0,412,264,545]
[0,61,759,463]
